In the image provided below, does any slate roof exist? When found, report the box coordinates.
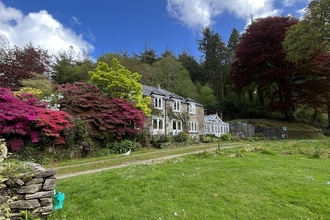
[143,85,190,102]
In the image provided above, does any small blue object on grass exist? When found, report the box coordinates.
[53,190,65,210]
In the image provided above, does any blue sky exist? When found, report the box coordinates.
[0,0,311,60]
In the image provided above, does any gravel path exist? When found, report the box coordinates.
[56,146,240,179]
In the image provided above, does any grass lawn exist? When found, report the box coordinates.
[49,140,330,219]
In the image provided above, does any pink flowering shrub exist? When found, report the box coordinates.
[0,87,74,151]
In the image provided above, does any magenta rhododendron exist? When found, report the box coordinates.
[0,87,74,151]
[8,139,24,152]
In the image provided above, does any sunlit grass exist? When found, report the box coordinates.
[49,140,330,219]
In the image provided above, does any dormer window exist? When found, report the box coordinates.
[154,97,163,109]
[173,100,180,112]
[189,103,196,114]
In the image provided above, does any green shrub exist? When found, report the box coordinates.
[63,118,90,148]
[173,132,189,143]
[149,134,158,148]
[230,135,241,142]
[256,133,265,138]
[159,134,170,143]
[107,140,136,154]
[188,135,200,144]
[202,136,212,143]
[136,131,151,148]
[202,134,219,143]
[220,133,231,141]
[19,210,41,220]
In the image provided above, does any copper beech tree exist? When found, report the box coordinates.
[230,16,327,122]
[0,43,51,90]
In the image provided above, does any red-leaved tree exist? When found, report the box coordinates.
[57,82,146,144]
[231,16,300,121]
[0,43,52,90]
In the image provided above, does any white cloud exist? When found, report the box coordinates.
[166,0,223,30]
[282,0,310,7]
[0,1,94,57]
[166,0,312,31]
[166,0,280,30]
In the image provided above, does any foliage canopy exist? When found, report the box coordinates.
[89,58,151,116]
[0,43,51,90]
[231,16,299,121]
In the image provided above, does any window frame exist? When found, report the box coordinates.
[153,96,163,110]
[173,99,181,112]
[152,117,165,134]
[172,119,182,134]
[189,103,196,114]
[189,121,198,133]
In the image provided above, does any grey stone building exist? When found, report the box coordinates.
[142,85,204,139]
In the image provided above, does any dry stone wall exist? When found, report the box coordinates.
[229,122,255,137]
[0,162,57,219]
[229,122,324,139]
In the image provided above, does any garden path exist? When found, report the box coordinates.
[55,144,245,179]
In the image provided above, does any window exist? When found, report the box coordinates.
[172,120,182,135]
[189,121,198,132]
[152,117,164,134]
[154,97,163,109]
[173,100,180,112]
[189,103,196,114]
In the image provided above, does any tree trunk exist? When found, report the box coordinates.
[248,89,253,102]
[237,90,242,102]
[284,105,296,122]
[258,91,264,105]
[313,107,318,122]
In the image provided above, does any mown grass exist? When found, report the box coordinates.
[49,140,330,219]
